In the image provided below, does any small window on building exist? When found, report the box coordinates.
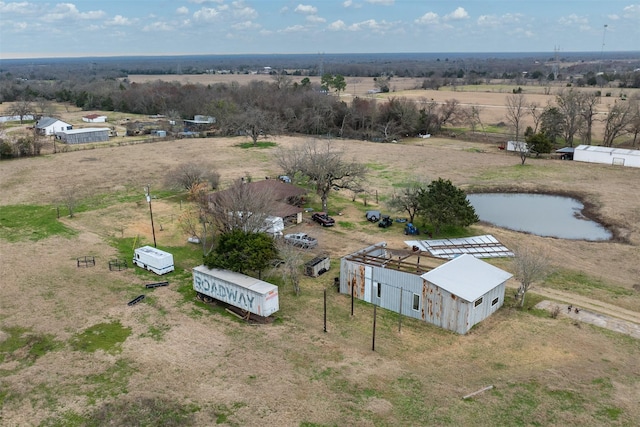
[492,297,499,306]
[474,297,483,307]
[377,282,381,298]
[412,293,420,311]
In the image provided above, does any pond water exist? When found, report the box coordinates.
[467,193,612,241]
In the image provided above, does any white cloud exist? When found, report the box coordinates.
[176,7,189,15]
[40,3,105,22]
[346,19,391,33]
[231,20,260,30]
[193,7,220,22]
[188,0,223,4]
[328,19,347,30]
[558,13,588,26]
[445,7,469,21]
[233,5,258,19]
[306,15,326,23]
[142,21,172,32]
[607,14,620,21]
[295,4,317,14]
[281,24,306,33]
[477,13,522,28]
[365,0,394,5]
[623,4,640,18]
[415,12,439,25]
[0,1,32,14]
[107,15,135,26]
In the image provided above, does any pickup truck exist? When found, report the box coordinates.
[284,233,318,249]
[312,212,335,227]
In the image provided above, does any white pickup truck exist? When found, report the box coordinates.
[284,233,317,249]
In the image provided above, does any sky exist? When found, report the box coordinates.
[1,0,639,59]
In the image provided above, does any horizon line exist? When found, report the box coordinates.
[2,50,640,62]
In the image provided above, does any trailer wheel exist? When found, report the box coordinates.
[203,295,213,303]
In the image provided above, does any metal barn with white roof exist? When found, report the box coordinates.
[573,145,640,168]
[339,244,512,334]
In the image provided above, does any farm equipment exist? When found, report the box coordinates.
[404,223,420,235]
[378,215,393,228]
[366,210,381,222]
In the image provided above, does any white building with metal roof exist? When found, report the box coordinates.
[340,244,512,334]
[573,145,640,168]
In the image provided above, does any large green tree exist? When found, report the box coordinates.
[418,178,478,235]
[204,230,277,278]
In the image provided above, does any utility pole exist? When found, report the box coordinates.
[144,184,157,248]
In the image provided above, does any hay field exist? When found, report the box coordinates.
[1,130,640,425]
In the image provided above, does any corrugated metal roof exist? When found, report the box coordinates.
[421,254,512,302]
[193,265,277,296]
[58,127,110,135]
[405,234,514,259]
[575,145,640,157]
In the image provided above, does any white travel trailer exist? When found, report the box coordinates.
[132,246,175,275]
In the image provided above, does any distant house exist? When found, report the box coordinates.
[183,115,216,132]
[82,114,107,123]
[56,128,110,144]
[339,243,512,334]
[573,145,640,168]
[35,117,72,136]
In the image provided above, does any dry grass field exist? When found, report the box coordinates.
[1,94,640,425]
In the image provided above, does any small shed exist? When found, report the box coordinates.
[305,254,330,277]
[82,114,107,123]
[56,128,110,144]
[420,254,512,334]
[506,140,528,152]
[340,244,511,334]
[573,145,640,168]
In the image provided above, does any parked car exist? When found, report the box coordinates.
[312,212,335,227]
[404,223,420,235]
[284,233,318,248]
[378,215,393,228]
[366,210,381,222]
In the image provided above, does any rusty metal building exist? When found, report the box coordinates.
[339,243,512,334]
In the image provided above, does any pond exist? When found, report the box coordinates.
[467,193,612,241]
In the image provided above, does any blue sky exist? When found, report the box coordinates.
[1,1,639,59]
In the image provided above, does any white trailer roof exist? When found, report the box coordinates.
[421,254,512,302]
[575,145,640,157]
[136,245,173,259]
[193,265,277,296]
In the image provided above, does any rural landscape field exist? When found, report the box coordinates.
[2,70,640,426]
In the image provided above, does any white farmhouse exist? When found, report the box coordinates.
[35,117,72,136]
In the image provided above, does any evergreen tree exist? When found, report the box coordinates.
[418,178,478,235]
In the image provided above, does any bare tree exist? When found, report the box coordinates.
[8,99,34,123]
[628,98,640,147]
[207,178,276,234]
[579,92,600,145]
[602,101,633,147]
[233,105,281,146]
[276,139,367,213]
[505,93,528,143]
[556,88,583,147]
[274,239,305,296]
[438,99,462,128]
[512,246,551,308]
[528,102,544,134]
[59,185,80,218]
[388,180,426,223]
[179,182,217,256]
[165,162,220,191]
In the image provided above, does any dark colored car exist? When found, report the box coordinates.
[378,215,393,228]
[312,212,335,227]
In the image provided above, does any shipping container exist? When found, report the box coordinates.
[132,246,175,275]
[192,265,279,317]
